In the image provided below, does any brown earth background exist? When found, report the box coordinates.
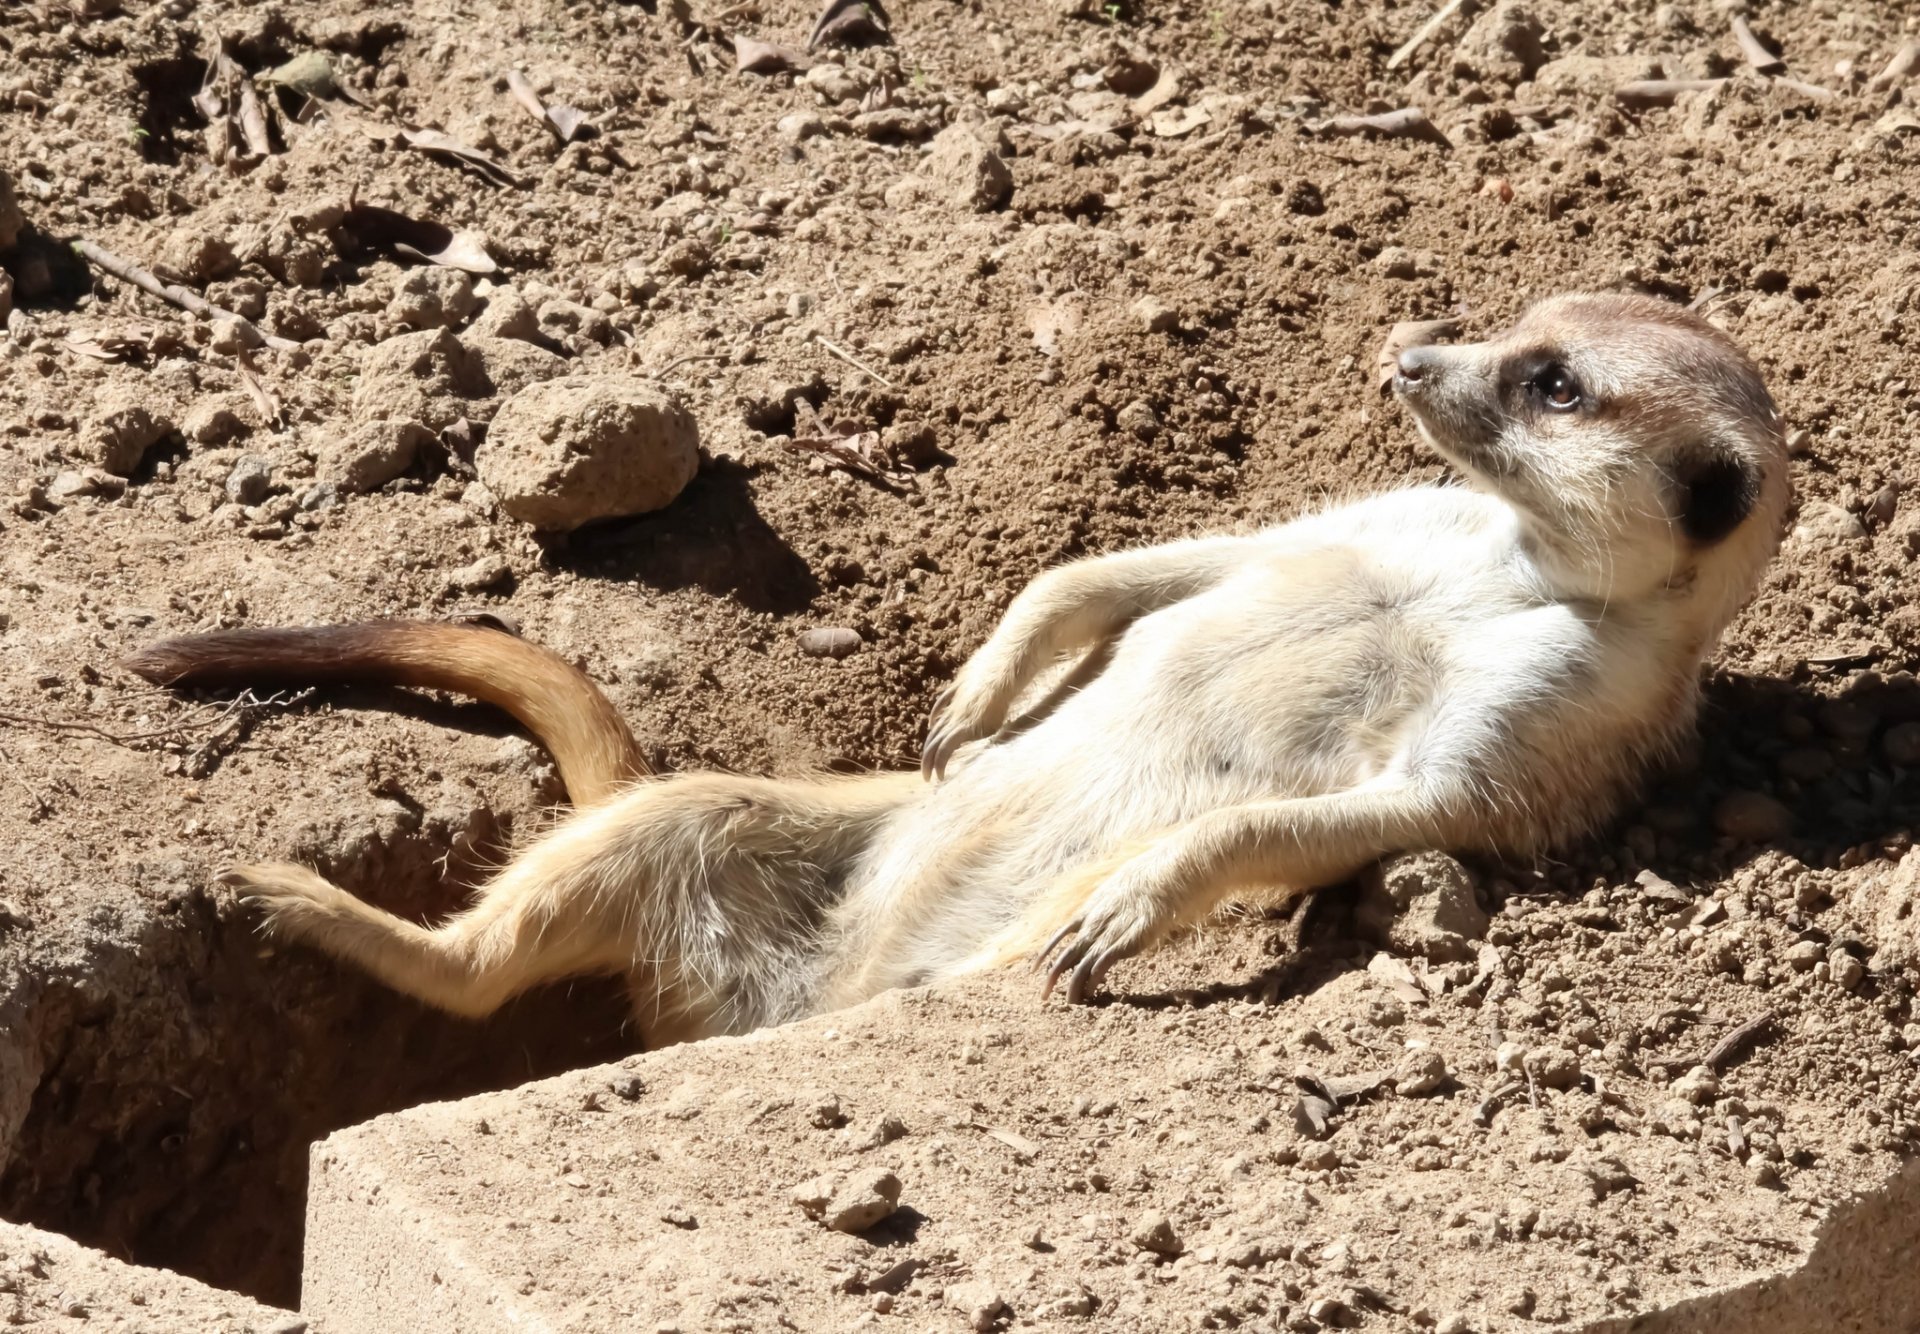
[3,0,1920,1328]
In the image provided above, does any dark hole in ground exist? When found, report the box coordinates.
[0,882,638,1307]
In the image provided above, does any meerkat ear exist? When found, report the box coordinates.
[1673,448,1760,545]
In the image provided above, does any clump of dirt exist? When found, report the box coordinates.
[2,0,1919,1321]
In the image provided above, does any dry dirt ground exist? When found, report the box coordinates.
[4,0,1920,1326]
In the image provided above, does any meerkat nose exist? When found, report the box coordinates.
[1395,346,1444,385]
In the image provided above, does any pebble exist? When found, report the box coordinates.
[778,111,826,142]
[477,377,699,531]
[388,266,479,331]
[209,314,263,354]
[86,395,173,476]
[824,1167,901,1232]
[1129,1210,1183,1256]
[944,1281,1006,1332]
[1829,949,1865,991]
[1712,791,1793,842]
[1131,294,1178,334]
[1786,940,1823,972]
[446,554,512,593]
[1523,1045,1582,1090]
[1355,852,1490,963]
[1790,499,1865,545]
[225,455,274,505]
[1495,1041,1528,1074]
[925,123,1014,212]
[469,285,541,343]
[799,627,862,659]
[1394,1049,1449,1097]
[324,419,432,493]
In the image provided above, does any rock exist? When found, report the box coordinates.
[1523,1045,1582,1090]
[478,377,699,531]
[470,285,542,342]
[1790,500,1866,545]
[1830,949,1865,991]
[778,111,827,142]
[1713,790,1793,842]
[46,471,99,503]
[156,227,240,286]
[323,420,433,493]
[446,554,512,594]
[1354,852,1489,963]
[225,455,274,505]
[1494,1040,1527,1074]
[1130,1210,1182,1256]
[84,389,174,475]
[1671,1065,1719,1105]
[945,1281,1006,1332]
[791,1173,838,1218]
[467,336,569,417]
[799,627,861,658]
[1394,1049,1449,1097]
[182,394,250,445]
[355,327,488,430]
[1131,294,1178,334]
[1457,1,1548,79]
[388,267,479,330]
[209,315,264,355]
[537,298,613,346]
[823,1167,901,1233]
[925,123,1014,212]
[299,481,340,512]
[1786,940,1823,972]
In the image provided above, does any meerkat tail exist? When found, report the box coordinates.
[123,620,646,805]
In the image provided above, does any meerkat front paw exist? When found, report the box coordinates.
[1031,853,1189,1003]
[921,667,1019,781]
[217,862,351,938]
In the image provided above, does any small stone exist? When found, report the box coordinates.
[299,481,341,512]
[1713,791,1793,842]
[924,123,1014,211]
[1355,852,1489,963]
[791,1173,838,1217]
[786,292,814,318]
[85,392,174,475]
[778,111,827,141]
[1436,1316,1472,1334]
[537,298,614,346]
[1786,940,1823,972]
[1671,1065,1719,1105]
[1829,949,1865,990]
[182,395,249,445]
[225,455,274,505]
[209,314,264,354]
[447,554,512,593]
[1394,1049,1449,1097]
[807,1093,845,1129]
[1523,1046,1582,1090]
[1457,1,1548,79]
[1375,246,1419,279]
[1494,1041,1527,1074]
[470,285,542,342]
[1309,1298,1348,1324]
[389,266,479,330]
[477,377,700,531]
[823,1167,902,1233]
[1131,294,1177,334]
[323,419,433,493]
[800,627,862,658]
[1790,500,1866,545]
[1130,1210,1183,1256]
[945,1280,1006,1332]
[45,470,98,503]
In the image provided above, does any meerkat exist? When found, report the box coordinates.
[125,292,1789,1045]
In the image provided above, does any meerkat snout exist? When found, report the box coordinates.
[1392,292,1789,615]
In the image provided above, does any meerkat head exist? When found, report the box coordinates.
[1391,292,1790,626]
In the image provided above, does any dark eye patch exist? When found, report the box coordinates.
[1672,449,1759,544]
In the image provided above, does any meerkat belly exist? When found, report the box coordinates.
[827,550,1450,988]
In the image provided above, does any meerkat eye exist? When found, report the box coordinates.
[1532,365,1582,411]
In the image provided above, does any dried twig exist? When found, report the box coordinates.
[234,350,285,427]
[1614,79,1726,110]
[1730,15,1785,75]
[1869,41,1920,93]
[1316,107,1451,148]
[809,333,896,388]
[0,689,310,748]
[236,77,273,157]
[1386,0,1474,72]
[1652,1010,1777,1073]
[1773,77,1836,101]
[72,239,299,351]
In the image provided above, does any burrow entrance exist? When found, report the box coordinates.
[0,869,637,1308]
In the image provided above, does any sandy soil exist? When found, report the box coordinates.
[3,0,1920,1323]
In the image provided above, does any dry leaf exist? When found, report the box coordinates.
[234,350,284,428]
[505,70,595,143]
[265,51,338,99]
[505,69,547,121]
[398,127,525,188]
[808,0,889,50]
[64,330,143,362]
[1149,105,1210,138]
[343,203,499,274]
[734,36,809,75]
[544,104,591,143]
